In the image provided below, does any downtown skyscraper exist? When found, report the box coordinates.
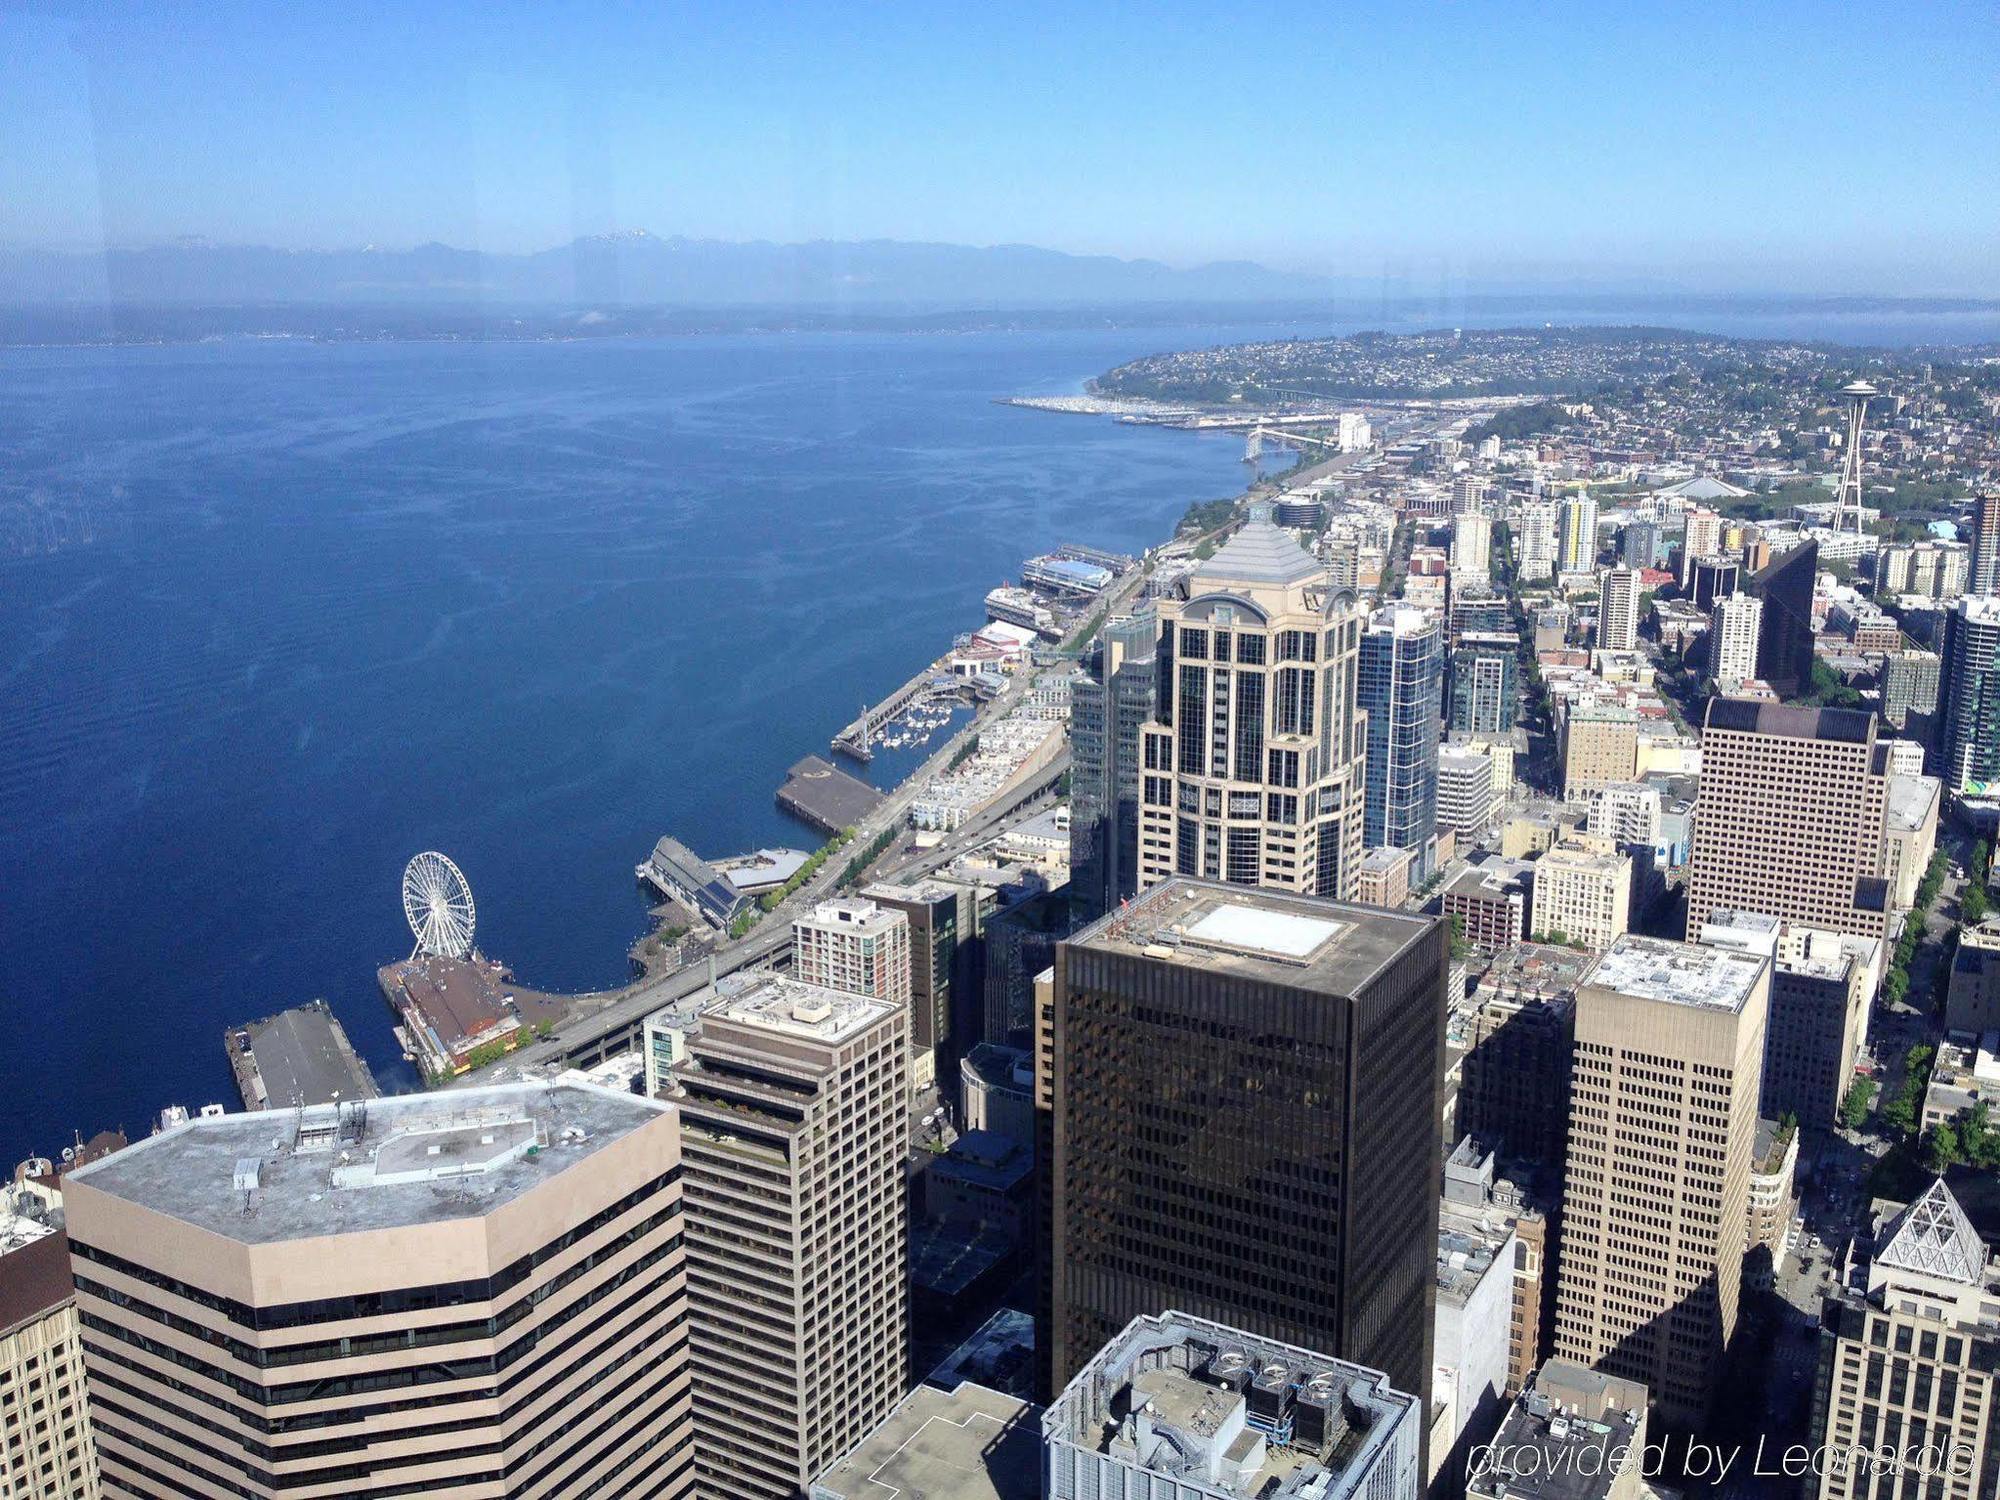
[1136,507,1370,900]
[1359,603,1444,878]
[1685,699,1893,944]
[1044,878,1446,1410]
[1936,594,2000,812]
[1068,609,1160,920]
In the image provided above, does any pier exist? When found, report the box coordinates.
[777,755,885,833]
[832,666,953,762]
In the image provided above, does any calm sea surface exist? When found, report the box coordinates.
[4,305,1995,1155]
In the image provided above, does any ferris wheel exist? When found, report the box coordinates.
[403,852,476,960]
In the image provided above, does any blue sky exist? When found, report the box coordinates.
[4,1,1996,292]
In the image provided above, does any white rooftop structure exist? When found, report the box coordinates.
[1587,935,1767,1013]
[1873,1179,1988,1287]
[1184,904,1346,964]
[1656,474,1751,501]
[712,973,898,1046]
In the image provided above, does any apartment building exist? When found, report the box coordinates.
[792,895,917,1084]
[1598,567,1641,653]
[1709,592,1763,689]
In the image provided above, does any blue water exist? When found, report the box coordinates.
[0,330,1268,1155]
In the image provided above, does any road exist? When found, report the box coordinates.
[453,697,1068,1081]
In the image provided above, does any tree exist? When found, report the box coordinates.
[1967,884,1991,925]
[1449,914,1474,963]
[1925,1122,1963,1175]
[1841,1078,1877,1131]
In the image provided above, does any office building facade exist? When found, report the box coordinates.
[1809,1179,2000,1500]
[1450,633,1520,736]
[0,1204,99,1500]
[1745,539,1819,698]
[1068,610,1160,920]
[862,879,962,1085]
[1552,937,1770,1429]
[1937,595,2000,809]
[1046,879,1446,1409]
[1686,700,1893,944]
[62,1082,695,1500]
[673,977,908,1500]
[1360,605,1444,876]
[1136,512,1370,900]
[1972,491,1998,595]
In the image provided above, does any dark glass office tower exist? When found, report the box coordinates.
[1044,877,1446,1412]
[1068,611,1160,921]
[1746,537,1817,697]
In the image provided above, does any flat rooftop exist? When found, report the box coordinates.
[710,974,897,1046]
[810,1381,1040,1500]
[1475,1387,1643,1500]
[67,1081,667,1245]
[1047,1311,1416,1500]
[229,999,379,1110]
[1071,877,1436,996]
[1705,697,1873,743]
[1585,935,1766,1013]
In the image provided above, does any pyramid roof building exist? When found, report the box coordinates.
[1874,1177,1988,1287]
[1193,518,1326,589]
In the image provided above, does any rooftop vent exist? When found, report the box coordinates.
[232,1158,261,1192]
[791,995,834,1025]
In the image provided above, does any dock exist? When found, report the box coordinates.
[832,667,952,762]
[777,755,886,834]
[225,999,378,1111]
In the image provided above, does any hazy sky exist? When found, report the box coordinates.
[5,1,1997,293]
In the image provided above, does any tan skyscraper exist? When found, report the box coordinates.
[672,975,908,1500]
[61,1081,694,1500]
[1,1196,99,1500]
[1685,700,1893,944]
[1552,935,1770,1429]
[1137,507,1371,899]
[1810,1179,2000,1500]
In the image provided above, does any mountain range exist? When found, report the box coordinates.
[0,230,1355,308]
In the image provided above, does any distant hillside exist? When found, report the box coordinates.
[0,231,1353,308]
